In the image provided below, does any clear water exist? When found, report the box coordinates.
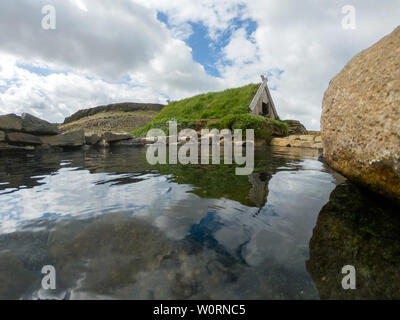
[0,146,399,300]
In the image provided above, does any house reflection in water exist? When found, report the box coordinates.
[248,172,271,212]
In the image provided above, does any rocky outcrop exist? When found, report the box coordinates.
[20,113,59,135]
[270,134,323,150]
[0,112,152,151]
[283,120,308,135]
[41,129,85,147]
[0,114,23,131]
[321,26,400,201]
[0,113,56,151]
[63,102,165,124]
[0,113,59,135]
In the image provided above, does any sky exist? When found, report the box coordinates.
[0,1,399,130]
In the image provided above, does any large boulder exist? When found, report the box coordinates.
[21,113,59,135]
[0,131,5,142]
[41,129,85,147]
[0,114,22,131]
[7,132,42,145]
[321,26,400,201]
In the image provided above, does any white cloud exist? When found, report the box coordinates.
[216,0,400,129]
[0,53,164,122]
[134,0,400,129]
[130,38,225,100]
[0,0,223,122]
[0,0,168,79]
[0,0,399,129]
[135,0,245,40]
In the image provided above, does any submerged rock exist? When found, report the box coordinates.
[41,129,85,147]
[306,183,400,299]
[321,26,400,201]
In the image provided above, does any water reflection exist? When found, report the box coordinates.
[306,182,400,299]
[0,145,353,299]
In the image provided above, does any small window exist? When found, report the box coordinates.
[262,102,269,116]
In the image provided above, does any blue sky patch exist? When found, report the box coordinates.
[156,11,258,78]
[156,12,168,25]
[186,22,220,77]
[16,63,56,77]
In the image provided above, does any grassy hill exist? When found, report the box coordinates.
[133,83,288,140]
[60,102,165,134]
[60,110,160,134]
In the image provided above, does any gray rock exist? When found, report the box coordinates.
[0,131,5,142]
[0,114,23,131]
[102,132,133,142]
[114,138,145,146]
[141,137,157,144]
[85,132,101,145]
[0,143,35,151]
[41,129,85,147]
[21,113,59,135]
[7,132,42,145]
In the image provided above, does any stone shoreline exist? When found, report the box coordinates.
[0,112,138,151]
[1,112,323,152]
[270,134,323,150]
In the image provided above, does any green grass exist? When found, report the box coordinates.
[270,119,289,136]
[207,114,270,140]
[132,83,288,140]
[133,83,259,137]
[159,83,259,119]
